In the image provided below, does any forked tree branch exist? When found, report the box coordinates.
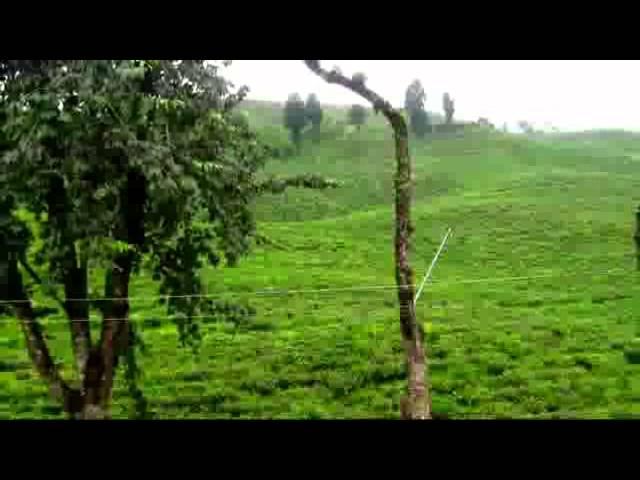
[303,60,406,132]
[258,174,339,194]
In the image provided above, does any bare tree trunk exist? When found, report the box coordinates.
[303,60,431,419]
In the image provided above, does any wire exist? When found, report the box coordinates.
[0,265,634,306]
[0,271,634,325]
[0,283,414,305]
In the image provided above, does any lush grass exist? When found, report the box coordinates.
[1,104,639,419]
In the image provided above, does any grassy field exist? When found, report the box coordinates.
[1,102,639,419]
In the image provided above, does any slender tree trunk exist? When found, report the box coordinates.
[303,60,431,419]
[390,115,430,419]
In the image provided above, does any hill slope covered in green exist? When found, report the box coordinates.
[1,103,638,419]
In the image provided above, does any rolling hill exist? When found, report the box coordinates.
[1,102,638,419]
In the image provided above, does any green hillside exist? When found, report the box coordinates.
[1,102,638,419]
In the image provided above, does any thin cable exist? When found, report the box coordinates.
[0,265,634,306]
[0,283,416,305]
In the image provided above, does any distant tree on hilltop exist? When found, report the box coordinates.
[348,104,368,130]
[284,93,307,150]
[405,80,429,138]
[405,79,426,113]
[443,93,455,124]
[305,93,323,141]
[518,120,534,134]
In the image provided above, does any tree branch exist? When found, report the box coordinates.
[258,174,339,195]
[303,60,406,132]
[18,253,66,312]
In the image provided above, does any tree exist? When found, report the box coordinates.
[404,79,426,113]
[305,93,323,141]
[304,60,431,419]
[404,80,429,138]
[284,93,307,150]
[348,104,367,130]
[443,93,455,124]
[518,120,534,134]
[409,108,430,138]
[0,60,335,419]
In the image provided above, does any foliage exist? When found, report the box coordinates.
[284,93,307,149]
[1,59,267,311]
[347,105,367,129]
[259,174,339,194]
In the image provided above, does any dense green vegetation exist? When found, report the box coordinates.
[1,99,639,419]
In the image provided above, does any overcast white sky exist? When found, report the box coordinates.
[225,60,640,132]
